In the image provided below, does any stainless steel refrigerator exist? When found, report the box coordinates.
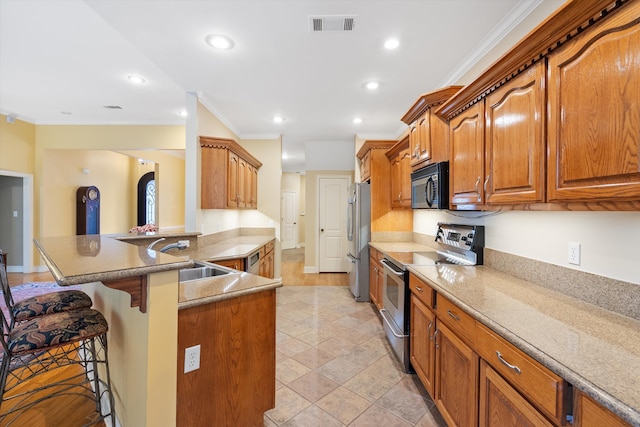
[346,182,370,302]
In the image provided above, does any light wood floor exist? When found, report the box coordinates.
[280,248,349,286]
[7,271,54,287]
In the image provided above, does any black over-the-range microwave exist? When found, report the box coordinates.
[410,161,449,209]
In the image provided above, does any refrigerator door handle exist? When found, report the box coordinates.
[347,202,353,241]
[347,253,358,262]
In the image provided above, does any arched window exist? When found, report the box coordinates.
[137,172,155,226]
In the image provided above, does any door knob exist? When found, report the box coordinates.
[321,228,324,232]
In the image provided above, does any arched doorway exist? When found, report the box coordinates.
[137,172,156,226]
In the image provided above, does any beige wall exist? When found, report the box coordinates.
[0,115,35,174]
[304,170,354,271]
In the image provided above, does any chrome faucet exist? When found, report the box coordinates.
[147,238,188,253]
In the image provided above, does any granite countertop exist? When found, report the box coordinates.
[409,264,640,426]
[178,270,280,309]
[181,235,276,261]
[34,235,193,285]
[370,241,432,254]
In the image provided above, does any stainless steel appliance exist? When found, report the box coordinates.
[246,249,260,275]
[411,161,449,209]
[346,182,371,302]
[380,223,485,372]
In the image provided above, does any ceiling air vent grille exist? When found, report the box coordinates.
[103,105,122,110]
[309,16,357,32]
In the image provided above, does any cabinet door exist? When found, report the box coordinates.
[418,112,431,162]
[574,390,631,427]
[547,2,640,202]
[450,102,485,206]
[430,113,450,164]
[237,158,248,208]
[376,263,384,310]
[390,155,403,208]
[201,146,228,209]
[369,254,378,307]
[410,294,436,397]
[360,150,371,182]
[485,62,545,204]
[409,121,420,162]
[400,148,412,207]
[435,321,479,427]
[227,152,239,208]
[215,258,245,271]
[479,360,553,427]
[250,164,258,208]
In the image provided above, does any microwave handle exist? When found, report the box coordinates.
[426,177,435,208]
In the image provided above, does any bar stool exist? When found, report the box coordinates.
[0,256,116,426]
[0,250,92,327]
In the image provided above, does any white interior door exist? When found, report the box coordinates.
[318,176,349,272]
[281,190,297,250]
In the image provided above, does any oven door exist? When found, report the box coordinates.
[381,258,406,332]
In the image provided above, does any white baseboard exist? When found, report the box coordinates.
[303,266,317,274]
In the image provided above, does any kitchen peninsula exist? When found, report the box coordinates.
[34,232,281,427]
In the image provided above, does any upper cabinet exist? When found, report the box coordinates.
[386,136,412,209]
[437,0,640,211]
[547,0,640,203]
[200,136,262,210]
[401,86,462,171]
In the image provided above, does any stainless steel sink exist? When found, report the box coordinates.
[179,261,234,282]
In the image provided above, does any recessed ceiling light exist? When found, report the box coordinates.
[353,117,362,124]
[273,116,284,123]
[366,81,379,90]
[127,75,146,84]
[205,34,235,50]
[384,38,399,50]
[282,152,289,160]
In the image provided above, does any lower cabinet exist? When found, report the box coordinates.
[574,391,631,427]
[369,247,384,310]
[410,293,436,396]
[434,320,479,427]
[479,360,554,427]
[214,258,245,271]
[177,289,276,426]
[259,239,275,279]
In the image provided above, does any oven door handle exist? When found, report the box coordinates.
[381,258,404,276]
[380,309,408,338]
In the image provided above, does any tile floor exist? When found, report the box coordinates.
[264,285,446,426]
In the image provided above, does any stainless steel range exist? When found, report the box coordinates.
[380,223,484,372]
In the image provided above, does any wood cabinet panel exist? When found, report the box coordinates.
[476,323,566,424]
[435,320,479,427]
[450,102,485,206]
[214,258,245,271]
[411,293,436,397]
[387,137,412,209]
[200,137,262,210]
[177,290,276,427]
[409,272,434,308]
[436,294,476,346]
[574,390,631,427]
[485,62,545,204]
[479,360,554,427]
[548,1,640,202]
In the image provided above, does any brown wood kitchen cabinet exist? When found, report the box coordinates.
[368,247,384,310]
[386,136,412,209]
[213,258,245,271]
[200,136,262,210]
[484,61,545,205]
[401,86,462,171]
[437,0,640,210]
[573,390,632,427]
[547,0,640,205]
[177,289,276,426]
[259,239,275,279]
[357,140,412,232]
[409,273,436,397]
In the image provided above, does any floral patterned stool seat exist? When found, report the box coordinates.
[0,250,93,326]
[0,307,116,426]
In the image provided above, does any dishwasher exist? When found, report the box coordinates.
[246,249,261,275]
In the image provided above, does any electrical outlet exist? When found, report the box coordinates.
[568,242,581,265]
[178,240,190,248]
[184,345,200,373]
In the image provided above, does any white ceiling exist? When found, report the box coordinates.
[0,0,548,172]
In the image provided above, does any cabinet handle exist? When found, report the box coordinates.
[433,329,440,348]
[414,143,420,158]
[475,176,481,202]
[447,309,461,321]
[496,351,522,374]
[428,321,433,340]
[484,175,490,192]
[398,193,402,201]
[415,286,422,292]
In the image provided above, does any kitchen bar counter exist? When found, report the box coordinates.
[409,264,640,426]
[181,235,275,261]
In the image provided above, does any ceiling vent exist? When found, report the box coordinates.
[310,16,356,32]
[103,105,122,110]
